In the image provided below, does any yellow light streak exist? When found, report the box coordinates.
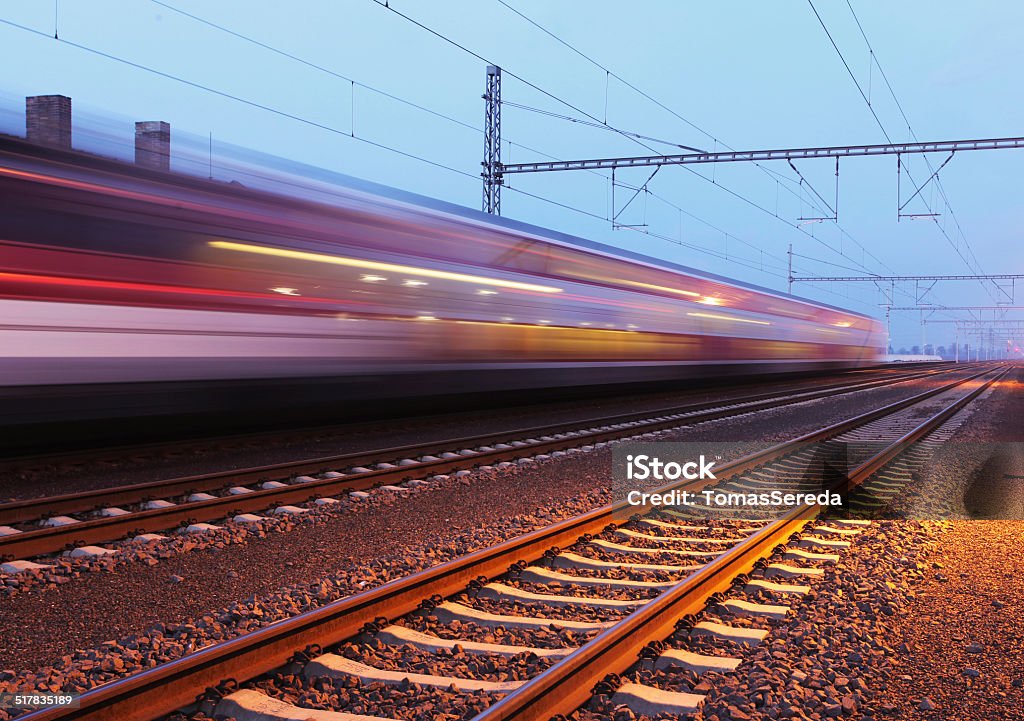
[453,319,639,335]
[208,240,563,294]
[620,280,702,297]
[686,312,771,325]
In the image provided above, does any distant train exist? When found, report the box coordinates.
[0,136,885,435]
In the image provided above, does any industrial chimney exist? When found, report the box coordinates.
[135,121,170,171]
[26,95,72,149]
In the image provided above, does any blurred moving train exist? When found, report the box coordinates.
[0,135,885,443]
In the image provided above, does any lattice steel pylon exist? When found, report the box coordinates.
[482,65,502,214]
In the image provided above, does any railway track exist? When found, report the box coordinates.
[0,364,978,563]
[17,364,1007,721]
[0,362,952,473]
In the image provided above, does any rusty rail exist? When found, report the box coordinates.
[18,365,1005,721]
[0,365,966,559]
[473,366,1008,720]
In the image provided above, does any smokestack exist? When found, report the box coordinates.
[135,121,170,171]
[26,95,72,149]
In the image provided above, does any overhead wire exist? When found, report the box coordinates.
[504,183,915,314]
[3,2,916,309]
[807,0,996,303]
[495,0,973,320]
[0,16,481,185]
[494,0,889,266]
[502,101,703,151]
[0,5,796,282]
[149,1,605,187]
[150,0,483,137]
[367,0,663,157]
[146,1,789,278]
[508,183,796,279]
[374,0,889,283]
[844,0,989,292]
[367,0,819,278]
[487,0,896,281]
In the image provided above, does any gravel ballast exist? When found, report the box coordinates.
[0,372,950,634]
[872,522,1024,720]
[0,367,1009,721]
[1,369,926,501]
[0,479,610,720]
[573,519,941,721]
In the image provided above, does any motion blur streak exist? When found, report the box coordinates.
[686,312,772,325]
[0,133,885,433]
[0,270,372,307]
[617,279,702,298]
[206,240,564,293]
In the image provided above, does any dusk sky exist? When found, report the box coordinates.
[2,1,1022,351]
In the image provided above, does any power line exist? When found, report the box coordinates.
[791,251,884,276]
[147,1,609,195]
[368,0,662,158]
[505,184,914,314]
[488,0,900,285]
[325,0,806,276]
[494,0,719,143]
[2,6,800,283]
[808,0,995,302]
[503,143,795,272]
[806,0,891,143]
[845,0,972,252]
[151,0,485,137]
[366,0,822,276]
[494,0,893,269]
[157,0,706,164]
[502,101,703,151]
[505,184,788,277]
[505,182,808,278]
[156,0,743,274]
[150,2,787,275]
[626,183,790,270]
[0,16,480,184]
[512,176,918,313]
[496,0,834,223]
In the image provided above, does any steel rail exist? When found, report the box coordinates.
[473,365,1009,721]
[1,366,950,475]
[1,365,953,524]
[0,366,965,559]
[476,510,816,721]
[18,365,1005,721]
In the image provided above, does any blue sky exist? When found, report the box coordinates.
[2,0,1022,351]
